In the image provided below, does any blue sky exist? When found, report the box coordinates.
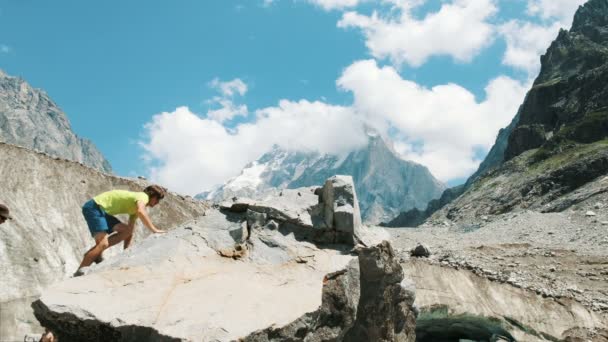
[0,0,588,194]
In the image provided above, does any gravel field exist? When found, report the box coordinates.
[385,194,608,315]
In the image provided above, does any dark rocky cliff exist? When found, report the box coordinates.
[386,0,608,227]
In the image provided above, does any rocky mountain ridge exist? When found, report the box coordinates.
[0,69,112,173]
[201,133,446,225]
[386,0,608,227]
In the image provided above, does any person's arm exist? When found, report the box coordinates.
[136,201,165,234]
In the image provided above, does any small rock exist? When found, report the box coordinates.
[592,302,608,311]
[549,267,556,272]
[567,286,583,294]
[265,220,279,230]
[586,211,597,217]
[23,333,43,342]
[594,202,603,209]
[410,244,431,258]
[601,221,608,226]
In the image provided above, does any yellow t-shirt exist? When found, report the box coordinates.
[94,190,149,220]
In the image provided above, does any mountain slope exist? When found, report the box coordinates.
[387,0,608,227]
[428,0,608,224]
[0,70,112,173]
[202,133,446,224]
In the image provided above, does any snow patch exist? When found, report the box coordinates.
[225,162,268,191]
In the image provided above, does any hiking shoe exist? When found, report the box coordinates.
[94,254,104,264]
[73,269,85,277]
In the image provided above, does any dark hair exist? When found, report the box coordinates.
[143,185,167,201]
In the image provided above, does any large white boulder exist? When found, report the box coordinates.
[32,177,416,341]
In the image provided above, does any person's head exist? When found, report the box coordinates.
[0,204,12,225]
[143,185,166,208]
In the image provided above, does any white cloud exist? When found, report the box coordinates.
[209,78,248,97]
[206,99,248,123]
[309,0,361,11]
[338,0,498,67]
[337,60,529,181]
[205,78,249,123]
[498,0,585,75]
[499,20,561,75]
[263,0,361,10]
[142,101,367,195]
[0,44,11,54]
[143,61,529,193]
[527,0,587,22]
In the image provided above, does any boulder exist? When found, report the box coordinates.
[320,176,363,245]
[0,142,208,341]
[31,177,415,341]
[219,176,374,246]
[410,244,431,258]
[344,241,416,342]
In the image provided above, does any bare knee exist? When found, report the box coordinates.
[95,239,110,251]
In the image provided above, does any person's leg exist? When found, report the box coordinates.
[107,222,134,248]
[78,232,109,270]
[78,200,110,272]
[123,228,134,249]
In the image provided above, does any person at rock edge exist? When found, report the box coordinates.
[74,185,167,277]
[0,203,12,225]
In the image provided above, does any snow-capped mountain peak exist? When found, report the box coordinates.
[198,135,446,224]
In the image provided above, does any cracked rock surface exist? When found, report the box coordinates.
[32,176,415,341]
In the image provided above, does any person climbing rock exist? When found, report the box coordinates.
[0,203,12,225]
[74,185,167,277]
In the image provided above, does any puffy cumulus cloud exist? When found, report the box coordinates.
[338,0,497,67]
[527,0,587,22]
[206,78,249,124]
[143,61,529,193]
[209,78,248,97]
[142,101,367,195]
[206,99,248,123]
[337,60,529,181]
[499,20,561,75]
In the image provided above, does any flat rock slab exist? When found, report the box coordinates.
[36,255,353,341]
[33,209,355,341]
[222,188,319,228]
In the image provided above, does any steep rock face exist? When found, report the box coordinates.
[0,142,208,341]
[387,0,608,227]
[0,70,112,172]
[32,176,416,341]
[382,112,519,227]
[382,185,465,227]
[202,134,446,224]
[466,112,521,187]
[420,0,608,224]
[504,0,608,160]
